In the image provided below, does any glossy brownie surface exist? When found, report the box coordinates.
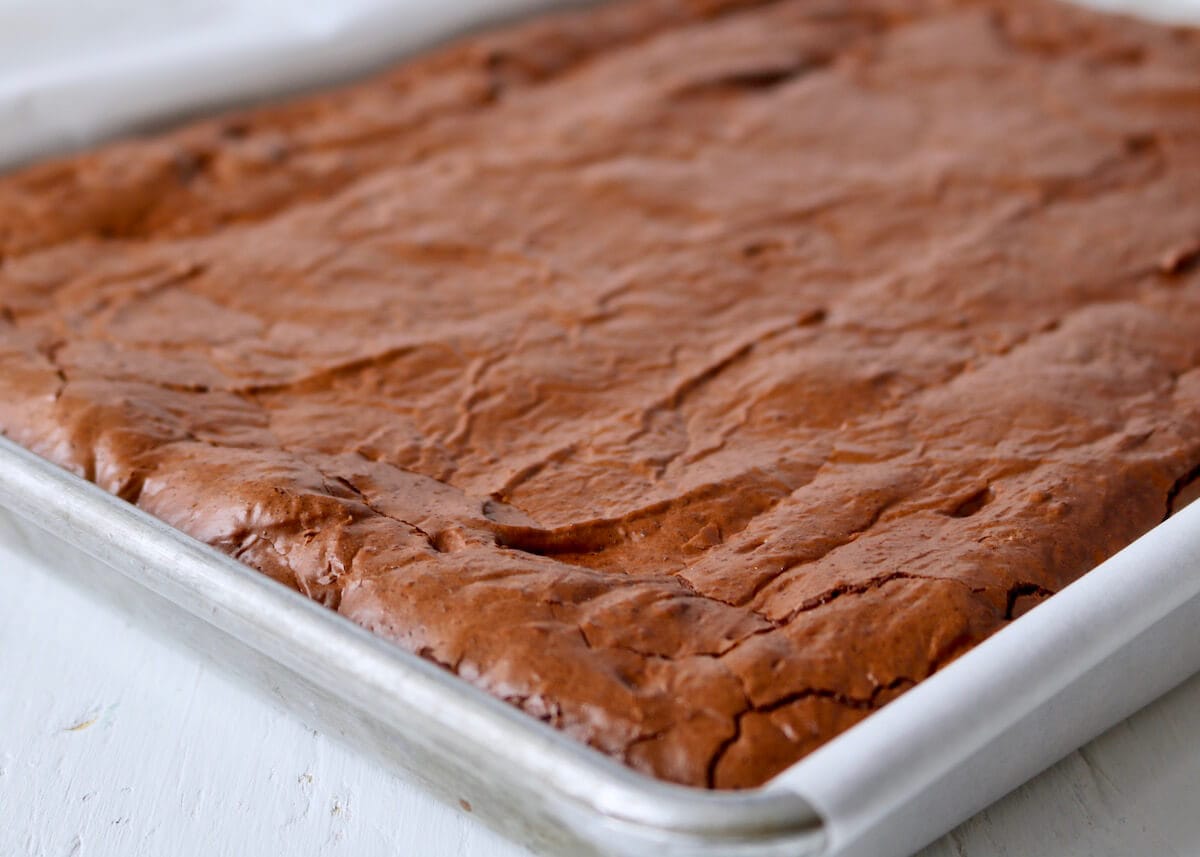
[2,0,1200,788]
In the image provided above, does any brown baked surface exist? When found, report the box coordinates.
[3,0,1200,789]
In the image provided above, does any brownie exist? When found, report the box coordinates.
[2,0,1200,789]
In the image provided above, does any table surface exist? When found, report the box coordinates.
[3,542,1200,857]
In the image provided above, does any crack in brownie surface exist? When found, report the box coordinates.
[3,0,1200,788]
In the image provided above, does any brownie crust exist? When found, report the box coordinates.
[2,0,1200,788]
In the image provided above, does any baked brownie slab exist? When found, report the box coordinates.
[2,0,1200,788]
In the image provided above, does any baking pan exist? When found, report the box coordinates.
[3,1,1200,854]
[4,430,1200,857]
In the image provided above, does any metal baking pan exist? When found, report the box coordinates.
[3,1,1200,854]
[4,434,1200,857]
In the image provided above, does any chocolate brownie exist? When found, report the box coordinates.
[2,0,1200,789]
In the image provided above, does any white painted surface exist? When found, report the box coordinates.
[0,544,527,857]
[3,542,1200,857]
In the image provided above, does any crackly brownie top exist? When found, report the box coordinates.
[2,0,1200,788]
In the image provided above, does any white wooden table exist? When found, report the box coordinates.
[3,542,1200,857]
